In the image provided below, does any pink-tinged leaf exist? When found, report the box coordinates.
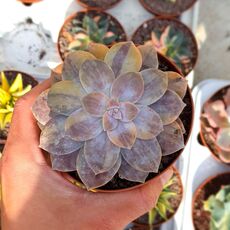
[107,121,137,149]
[203,100,230,128]
[62,51,96,82]
[103,112,119,131]
[65,109,103,141]
[121,138,162,172]
[48,80,86,116]
[111,72,144,103]
[82,92,109,117]
[120,102,139,122]
[37,122,45,130]
[138,69,168,105]
[176,118,186,134]
[87,42,109,60]
[79,60,115,95]
[77,149,121,190]
[217,128,230,151]
[224,88,230,106]
[150,90,186,125]
[50,150,79,172]
[84,131,120,174]
[118,157,149,183]
[160,26,170,45]
[104,41,142,77]
[138,44,158,70]
[134,106,163,140]
[50,64,63,84]
[218,150,230,164]
[40,116,83,155]
[32,89,51,126]
[157,121,184,156]
[167,71,187,98]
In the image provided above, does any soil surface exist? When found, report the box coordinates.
[192,173,230,230]
[78,0,121,9]
[131,18,198,76]
[140,0,196,17]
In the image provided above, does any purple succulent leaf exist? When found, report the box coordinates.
[102,112,119,131]
[87,42,109,60]
[138,69,168,105]
[40,116,83,155]
[218,149,230,164]
[150,90,186,125]
[37,122,45,131]
[138,44,158,70]
[120,102,140,122]
[121,138,162,172]
[77,149,121,190]
[47,80,86,116]
[82,92,109,117]
[84,131,120,174]
[107,121,137,149]
[111,72,144,103]
[118,157,149,183]
[176,118,186,134]
[62,51,96,83]
[32,89,51,126]
[65,108,103,142]
[216,128,230,151]
[79,60,115,96]
[104,41,142,77]
[50,150,79,172]
[224,88,230,106]
[157,121,184,156]
[134,106,163,140]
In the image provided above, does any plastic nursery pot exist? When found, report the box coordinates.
[57,10,127,61]
[192,172,230,230]
[200,85,230,165]
[76,0,123,10]
[17,0,42,6]
[64,52,194,193]
[131,17,198,77]
[133,166,183,228]
[139,0,197,18]
[0,70,38,145]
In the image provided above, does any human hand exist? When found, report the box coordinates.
[1,79,173,230]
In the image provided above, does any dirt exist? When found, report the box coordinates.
[78,0,121,9]
[140,0,196,17]
[131,18,198,76]
[192,172,230,230]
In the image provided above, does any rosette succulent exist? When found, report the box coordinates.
[32,41,188,190]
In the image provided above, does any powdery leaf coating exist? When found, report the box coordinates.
[102,112,119,131]
[111,72,144,103]
[87,43,109,60]
[62,51,96,82]
[138,69,168,105]
[84,131,120,174]
[121,138,162,172]
[134,106,163,140]
[82,92,109,117]
[65,109,103,142]
[157,121,184,156]
[118,157,149,183]
[77,149,121,190]
[40,116,83,155]
[138,44,158,70]
[48,80,86,116]
[216,128,230,151]
[50,150,79,172]
[150,90,186,125]
[32,89,51,126]
[120,102,139,122]
[104,41,142,77]
[80,60,115,95]
[107,121,137,149]
[167,71,187,98]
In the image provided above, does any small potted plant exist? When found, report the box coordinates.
[131,17,198,77]
[139,0,197,17]
[32,41,193,191]
[133,167,183,229]
[77,0,122,10]
[200,85,230,164]
[192,172,230,230]
[58,10,127,60]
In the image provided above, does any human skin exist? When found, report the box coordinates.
[1,78,173,230]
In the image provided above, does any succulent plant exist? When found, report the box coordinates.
[203,185,230,230]
[0,72,32,136]
[201,88,230,163]
[32,41,188,190]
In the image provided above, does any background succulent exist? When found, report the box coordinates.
[203,185,230,230]
[32,41,188,190]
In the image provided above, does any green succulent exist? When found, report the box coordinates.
[203,185,230,230]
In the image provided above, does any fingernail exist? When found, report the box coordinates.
[160,167,174,185]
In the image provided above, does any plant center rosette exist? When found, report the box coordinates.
[32,41,189,191]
